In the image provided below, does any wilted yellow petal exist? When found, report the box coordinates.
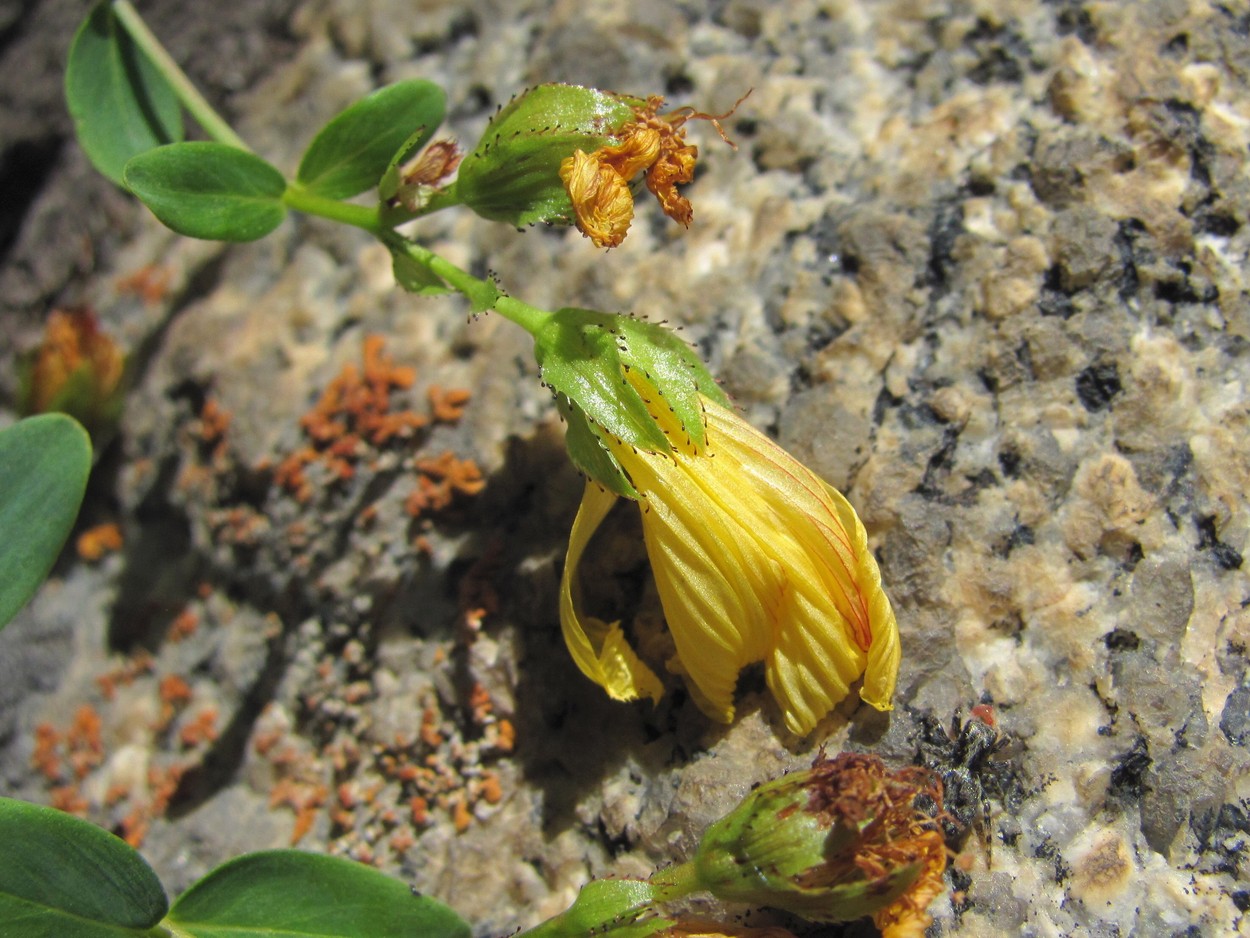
[597,126,662,180]
[645,141,697,226]
[559,149,637,248]
[559,481,665,703]
[872,829,948,938]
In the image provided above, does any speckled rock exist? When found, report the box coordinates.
[3,1,1250,936]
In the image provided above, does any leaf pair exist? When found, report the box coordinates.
[0,798,470,938]
[66,2,445,242]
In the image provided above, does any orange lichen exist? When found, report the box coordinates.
[337,781,360,810]
[66,705,104,779]
[410,795,430,825]
[420,705,444,748]
[299,335,424,448]
[166,608,200,643]
[468,683,493,724]
[272,335,447,508]
[428,385,472,423]
[178,708,219,748]
[451,795,472,833]
[157,675,193,729]
[269,779,329,846]
[148,763,186,816]
[389,828,416,854]
[96,650,155,701]
[49,784,90,817]
[31,723,62,781]
[197,397,231,443]
[406,451,486,516]
[479,772,504,805]
[76,522,123,562]
[115,264,172,306]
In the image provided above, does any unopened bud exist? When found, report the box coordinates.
[454,84,642,229]
[20,307,125,442]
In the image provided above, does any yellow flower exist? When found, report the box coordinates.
[559,380,900,736]
[558,95,739,248]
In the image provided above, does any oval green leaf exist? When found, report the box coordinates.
[297,79,446,200]
[167,850,471,938]
[0,797,167,936]
[65,1,184,187]
[124,143,288,242]
[0,415,92,631]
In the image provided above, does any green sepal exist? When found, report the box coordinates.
[535,309,670,453]
[559,398,637,499]
[65,1,184,187]
[297,79,445,199]
[454,83,642,227]
[378,124,439,201]
[0,796,168,935]
[534,308,724,494]
[612,313,729,448]
[124,142,287,241]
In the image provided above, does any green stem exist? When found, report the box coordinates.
[647,860,702,902]
[111,0,252,152]
[379,184,465,229]
[283,183,382,234]
[386,235,552,335]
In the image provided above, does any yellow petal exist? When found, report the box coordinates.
[559,482,664,703]
[613,422,778,721]
[600,396,900,734]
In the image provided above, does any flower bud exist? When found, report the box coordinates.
[691,754,947,934]
[454,84,642,230]
[532,307,726,498]
[20,307,125,442]
[455,84,741,247]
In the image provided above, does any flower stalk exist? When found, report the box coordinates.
[111,0,252,153]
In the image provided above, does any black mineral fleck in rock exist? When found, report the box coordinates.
[1219,684,1250,747]
[1075,361,1122,412]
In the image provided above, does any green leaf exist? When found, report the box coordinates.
[167,850,471,938]
[65,1,184,187]
[298,79,445,200]
[0,797,167,937]
[124,143,288,241]
[0,415,92,631]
